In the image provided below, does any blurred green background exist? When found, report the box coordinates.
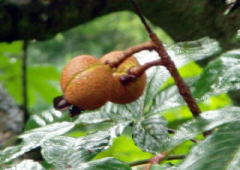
[0,11,232,163]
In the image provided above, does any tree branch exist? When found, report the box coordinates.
[22,40,29,123]
[129,0,201,117]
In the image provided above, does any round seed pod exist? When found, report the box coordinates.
[100,51,146,104]
[60,55,114,110]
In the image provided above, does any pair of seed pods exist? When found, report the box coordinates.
[54,51,146,116]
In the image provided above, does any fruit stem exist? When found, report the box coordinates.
[53,95,71,110]
[128,59,163,77]
[106,41,155,68]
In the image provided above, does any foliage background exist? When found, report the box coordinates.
[0,11,238,169]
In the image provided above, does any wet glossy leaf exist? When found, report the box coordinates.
[132,115,168,154]
[99,102,134,122]
[132,107,240,154]
[150,164,173,170]
[168,37,221,62]
[76,157,130,170]
[41,136,78,169]
[25,108,71,130]
[150,85,185,115]
[74,109,112,125]
[74,102,134,126]
[164,107,240,152]
[136,51,185,114]
[41,122,130,168]
[142,66,170,114]
[176,122,240,170]
[148,77,198,117]
[0,122,75,164]
[193,50,240,100]
[5,159,45,170]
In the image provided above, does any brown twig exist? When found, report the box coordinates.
[161,51,201,117]
[129,154,185,167]
[129,59,163,77]
[149,153,167,164]
[111,42,158,85]
[22,40,29,123]
[129,0,201,118]
[106,41,155,68]
[119,58,163,85]
[128,0,153,35]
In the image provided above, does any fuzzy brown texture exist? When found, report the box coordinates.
[60,55,99,92]
[101,51,146,104]
[60,55,114,110]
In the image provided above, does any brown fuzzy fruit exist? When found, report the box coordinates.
[100,51,146,104]
[60,55,114,110]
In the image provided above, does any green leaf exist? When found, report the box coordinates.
[150,164,173,170]
[149,77,198,117]
[177,122,240,170]
[25,109,72,130]
[193,50,240,100]
[5,159,45,170]
[74,102,134,127]
[74,109,112,125]
[95,135,152,162]
[150,85,185,115]
[41,122,130,168]
[41,136,79,169]
[132,107,240,154]
[98,102,135,122]
[132,115,168,154]
[164,106,240,152]
[142,66,170,114]
[168,37,221,62]
[0,122,75,164]
[76,157,130,170]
